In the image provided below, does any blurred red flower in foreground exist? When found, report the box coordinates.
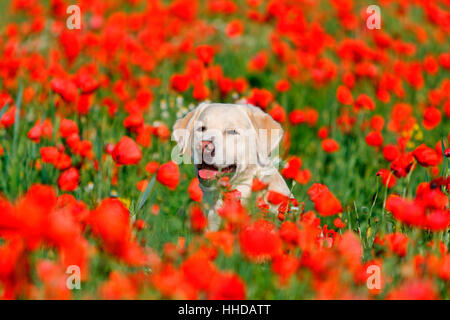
[239,219,282,262]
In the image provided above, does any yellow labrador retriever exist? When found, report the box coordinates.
[173,102,290,230]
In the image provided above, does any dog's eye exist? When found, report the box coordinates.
[197,126,206,132]
[226,129,239,135]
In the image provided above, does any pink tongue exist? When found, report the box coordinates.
[199,169,219,180]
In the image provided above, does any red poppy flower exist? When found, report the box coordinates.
[27,120,52,143]
[289,109,306,125]
[246,88,273,109]
[307,183,342,216]
[99,271,139,300]
[145,161,159,174]
[239,219,282,262]
[269,104,286,123]
[190,206,207,232]
[40,146,60,164]
[304,108,319,127]
[365,131,383,147]
[73,72,100,94]
[354,94,375,111]
[383,144,400,162]
[112,136,142,165]
[251,178,268,192]
[267,190,289,206]
[88,198,131,249]
[281,156,302,180]
[425,210,450,231]
[188,177,203,202]
[225,20,244,38]
[390,153,414,178]
[0,106,16,128]
[234,77,248,93]
[386,195,425,227]
[248,51,268,72]
[423,55,439,74]
[51,78,78,103]
[181,254,217,291]
[208,272,246,300]
[318,127,328,139]
[206,230,234,257]
[422,107,441,130]
[275,79,290,92]
[59,119,79,138]
[336,85,353,105]
[321,138,339,153]
[377,169,396,188]
[334,217,346,228]
[195,45,214,65]
[370,115,385,132]
[413,144,441,167]
[439,53,450,69]
[170,74,190,93]
[58,167,79,192]
[156,161,180,190]
[218,77,234,95]
[279,221,300,245]
[388,103,416,133]
[272,254,298,283]
[385,232,409,257]
[387,280,438,300]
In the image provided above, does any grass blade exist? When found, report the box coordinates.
[136,175,156,213]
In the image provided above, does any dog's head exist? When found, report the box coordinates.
[173,103,283,184]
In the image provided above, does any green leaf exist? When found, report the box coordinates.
[12,84,23,157]
[136,175,156,213]
[0,101,9,119]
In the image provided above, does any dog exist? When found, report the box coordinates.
[173,102,291,231]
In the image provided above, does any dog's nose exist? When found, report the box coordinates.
[201,140,215,157]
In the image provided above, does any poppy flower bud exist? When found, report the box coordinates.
[445,148,450,158]
[135,219,146,230]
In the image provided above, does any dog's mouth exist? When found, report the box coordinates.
[196,163,237,180]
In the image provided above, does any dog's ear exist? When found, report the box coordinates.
[245,104,283,161]
[172,103,208,156]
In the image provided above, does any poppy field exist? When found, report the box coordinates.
[0,0,449,300]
